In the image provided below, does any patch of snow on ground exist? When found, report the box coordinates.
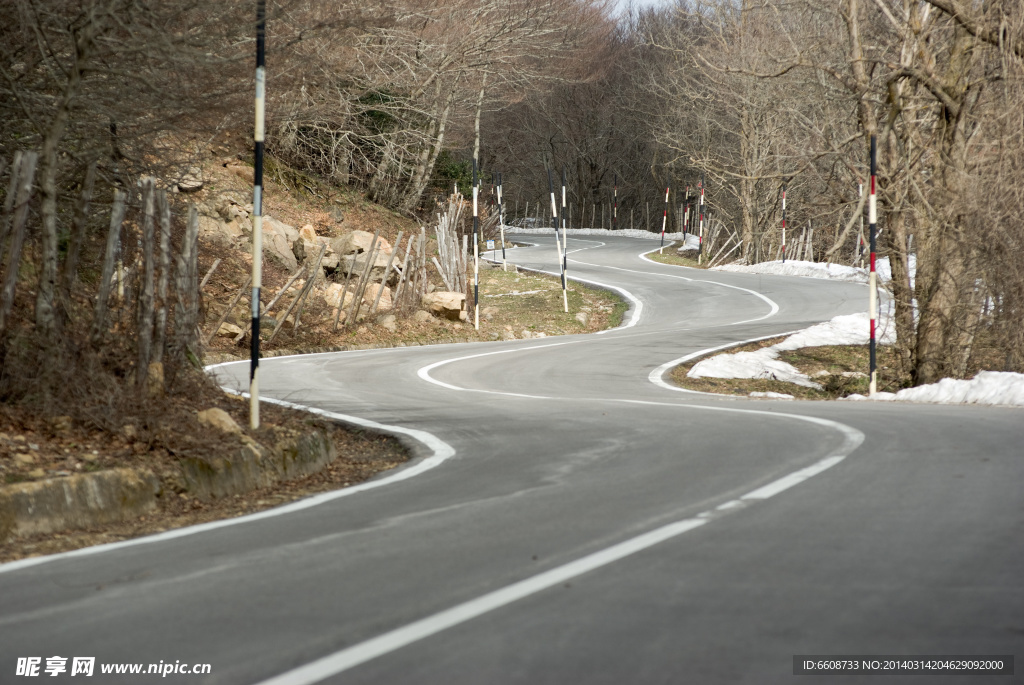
[749,391,794,399]
[687,312,895,389]
[506,227,687,241]
[712,259,872,283]
[844,371,1024,407]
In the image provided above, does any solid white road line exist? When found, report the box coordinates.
[0,396,457,575]
[251,328,864,685]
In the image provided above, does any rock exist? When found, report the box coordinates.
[323,283,355,310]
[421,291,467,321]
[500,330,516,340]
[330,230,392,256]
[197,408,242,435]
[14,453,35,465]
[50,416,72,432]
[292,238,306,263]
[378,314,397,332]
[197,213,245,247]
[521,329,534,339]
[225,161,253,184]
[262,216,300,272]
[122,424,138,440]
[177,166,203,193]
[412,310,433,323]
[329,206,345,224]
[575,311,590,326]
[339,248,391,272]
[364,283,392,311]
[482,305,498,321]
[217,322,243,338]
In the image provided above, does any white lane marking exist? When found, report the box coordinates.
[0,397,456,576]
[258,378,864,684]
[647,330,803,397]
[417,342,569,397]
[257,518,709,685]
[570,247,780,326]
[512,264,643,332]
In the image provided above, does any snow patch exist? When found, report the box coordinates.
[843,371,1024,407]
[687,312,895,388]
[507,227,688,241]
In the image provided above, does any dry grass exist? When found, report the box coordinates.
[644,242,706,269]
[667,337,907,399]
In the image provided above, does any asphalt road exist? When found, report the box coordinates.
[2,235,1021,684]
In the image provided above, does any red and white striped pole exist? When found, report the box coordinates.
[780,184,787,264]
[659,185,670,253]
[697,177,705,264]
[249,0,266,429]
[561,167,568,312]
[868,135,878,395]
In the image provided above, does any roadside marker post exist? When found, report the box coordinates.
[497,172,507,270]
[547,170,568,313]
[697,177,705,265]
[781,184,787,264]
[561,168,568,312]
[250,0,266,430]
[613,174,618,231]
[659,185,670,253]
[473,161,480,331]
[868,135,878,395]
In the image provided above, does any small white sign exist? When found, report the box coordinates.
[486,240,495,250]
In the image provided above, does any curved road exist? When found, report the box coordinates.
[2,236,1021,684]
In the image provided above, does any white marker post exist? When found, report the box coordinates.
[561,168,568,313]
[868,136,878,395]
[473,161,480,331]
[781,184,787,264]
[497,172,506,271]
[697,178,705,265]
[659,185,670,253]
[249,0,266,429]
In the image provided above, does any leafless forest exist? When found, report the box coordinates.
[1,0,1022,403]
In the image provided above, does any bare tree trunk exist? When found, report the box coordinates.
[60,162,97,301]
[91,190,126,343]
[0,153,39,335]
[137,180,156,391]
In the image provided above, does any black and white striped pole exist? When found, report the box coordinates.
[781,184,787,264]
[497,172,507,270]
[659,185,670,253]
[560,167,568,312]
[249,0,266,430]
[548,170,567,312]
[612,174,618,231]
[868,135,878,395]
[473,160,480,330]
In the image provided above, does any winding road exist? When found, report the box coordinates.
[2,236,1021,684]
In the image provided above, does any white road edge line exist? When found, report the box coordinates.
[0,396,456,575]
[256,331,864,684]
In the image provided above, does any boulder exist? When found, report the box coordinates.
[575,311,590,326]
[197,408,242,435]
[339,250,397,284]
[377,314,397,332]
[364,283,393,311]
[412,310,433,323]
[323,283,355,310]
[177,166,204,193]
[422,291,467,321]
[330,230,392,256]
[262,216,299,272]
[217,322,243,338]
[197,213,245,247]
